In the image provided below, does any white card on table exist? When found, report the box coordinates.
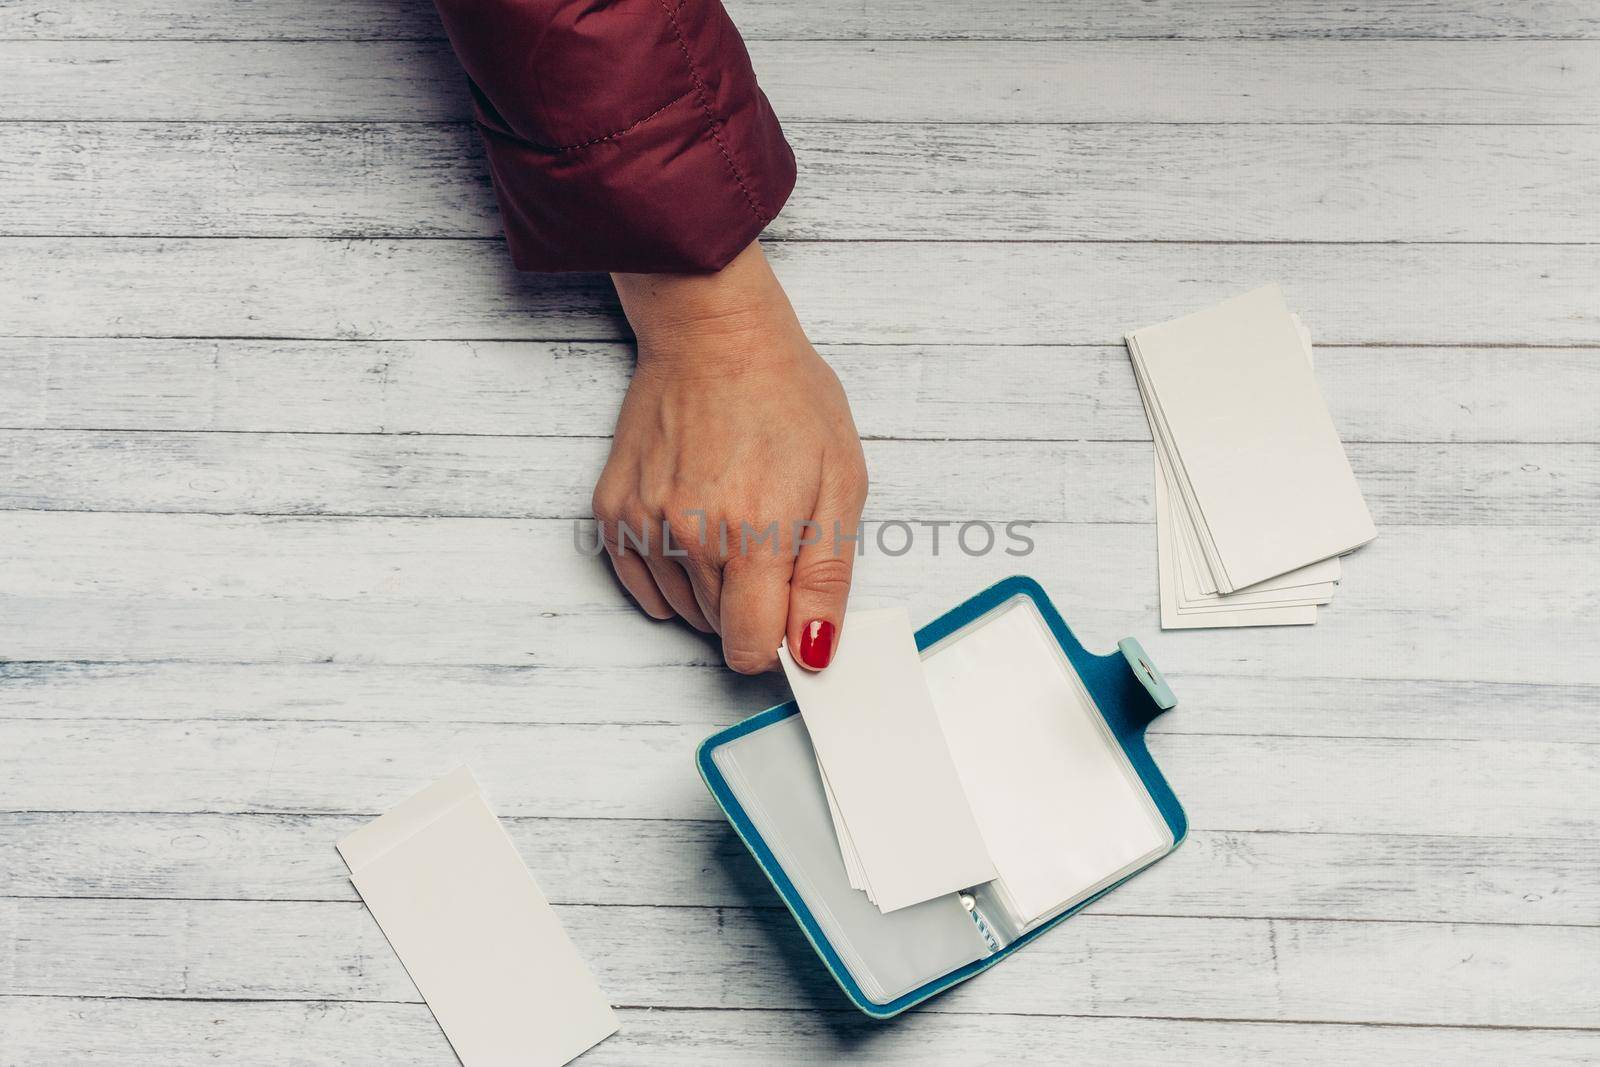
[1129,285,1376,592]
[339,768,619,1067]
[922,599,1174,922]
[780,607,997,913]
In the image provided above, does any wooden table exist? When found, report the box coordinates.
[2,1,1597,1061]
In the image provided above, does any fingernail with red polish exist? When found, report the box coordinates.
[799,619,836,670]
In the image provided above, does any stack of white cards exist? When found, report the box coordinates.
[1126,285,1376,629]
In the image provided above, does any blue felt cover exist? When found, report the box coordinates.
[696,575,1187,1018]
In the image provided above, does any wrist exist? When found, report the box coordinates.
[612,241,797,377]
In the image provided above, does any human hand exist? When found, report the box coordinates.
[596,240,868,674]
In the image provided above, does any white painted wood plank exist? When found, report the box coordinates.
[7,122,1595,243]
[7,661,1596,744]
[2,898,1595,1026]
[5,41,1598,123]
[5,340,1599,444]
[784,123,1600,243]
[0,121,494,239]
[755,40,1600,123]
[0,662,792,728]
[1,717,1594,838]
[4,0,1597,41]
[0,39,476,122]
[4,239,1595,345]
[2,515,1595,685]
[9,999,1596,1067]
[2,431,1592,525]
[4,812,1593,927]
[0,42,463,122]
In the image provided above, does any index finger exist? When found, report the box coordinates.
[718,551,791,675]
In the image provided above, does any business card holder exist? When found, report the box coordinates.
[697,575,1186,1017]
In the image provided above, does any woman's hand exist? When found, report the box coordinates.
[597,241,868,674]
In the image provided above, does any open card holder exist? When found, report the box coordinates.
[696,576,1186,1017]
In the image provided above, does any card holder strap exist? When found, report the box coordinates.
[1074,637,1178,741]
[1087,637,1187,844]
[1118,637,1177,713]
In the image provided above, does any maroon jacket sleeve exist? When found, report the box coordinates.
[431,0,796,274]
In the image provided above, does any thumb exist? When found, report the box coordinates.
[785,468,867,671]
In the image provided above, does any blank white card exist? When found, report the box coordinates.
[339,768,619,1067]
[923,599,1173,925]
[781,608,998,913]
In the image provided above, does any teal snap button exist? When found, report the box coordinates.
[1118,637,1176,710]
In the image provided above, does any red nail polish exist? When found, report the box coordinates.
[799,619,836,670]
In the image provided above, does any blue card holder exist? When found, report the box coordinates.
[696,575,1187,1017]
